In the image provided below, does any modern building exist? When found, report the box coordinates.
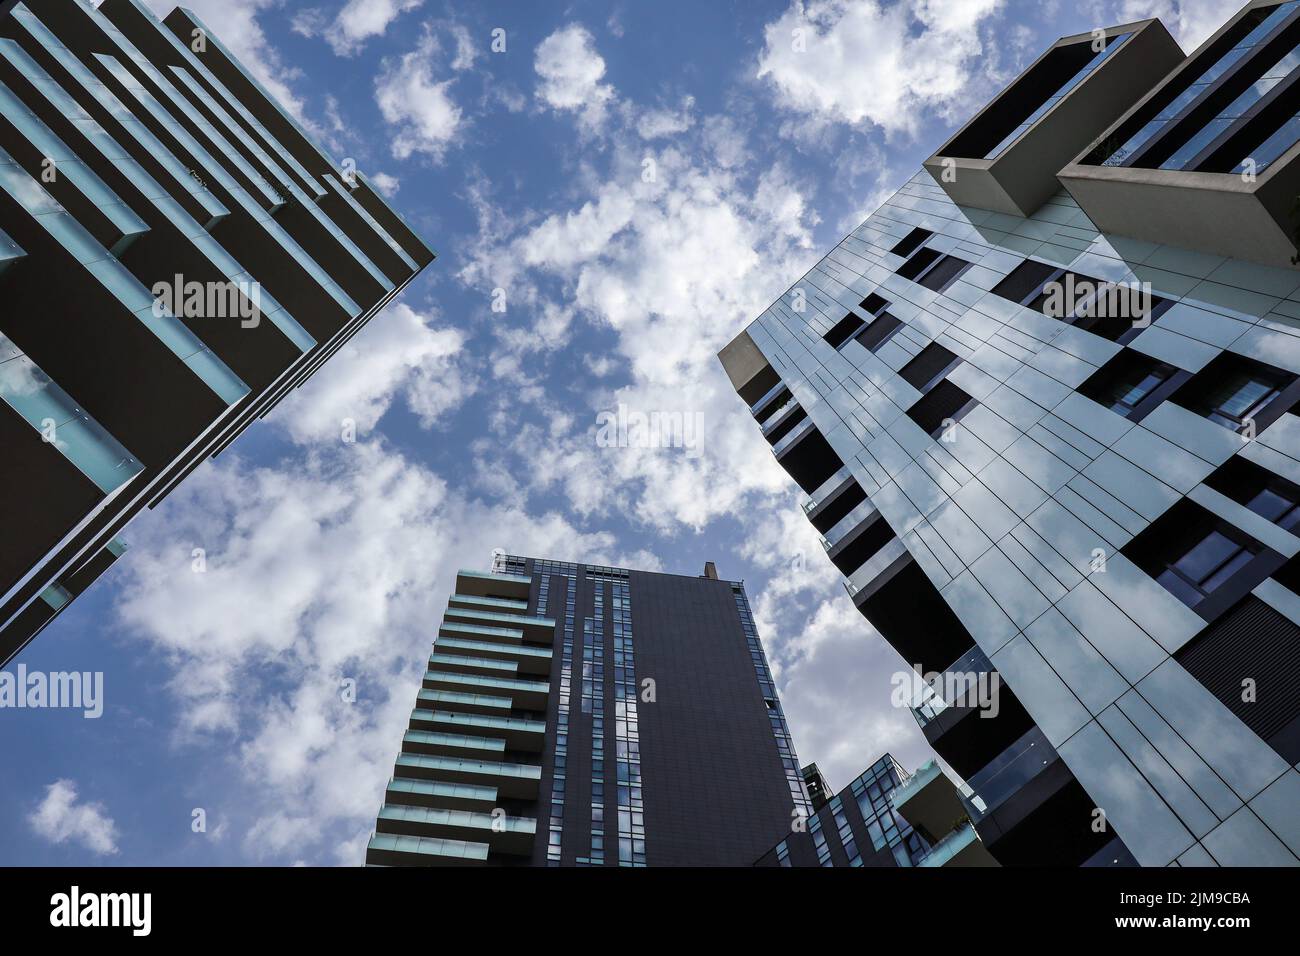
[0,0,434,664]
[721,2,1300,867]
[366,557,813,866]
[755,754,997,868]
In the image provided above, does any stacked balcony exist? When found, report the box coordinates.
[366,569,554,866]
[889,761,998,867]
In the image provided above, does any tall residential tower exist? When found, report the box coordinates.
[366,557,811,866]
[721,2,1300,867]
[0,0,434,664]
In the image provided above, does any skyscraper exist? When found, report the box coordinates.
[366,557,812,866]
[0,0,434,664]
[720,3,1300,867]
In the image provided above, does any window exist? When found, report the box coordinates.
[1204,456,1300,532]
[1077,350,1182,421]
[860,292,889,315]
[1124,499,1274,614]
[899,248,974,293]
[907,379,976,436]
[899,342,960,393]
[823,311,866,350]
[992,260,1171,342]
[1171,352,1298,434]
[852,312,903,352]
[889,227,932,258]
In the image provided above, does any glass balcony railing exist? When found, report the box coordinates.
[385,776,497,806]
[377,803,535,836]
[918,821,979,867]
[416,688,513,712]
[428,652,518,674]
[442,607,555,631]
[0,332,143,493]
[965,726,1056,820]
[434,637,551,660]
[402,729,505,755]
[412,709,546,736]
[0,37,314,354]
[321,173,418,271]
[366,831,488,863]
[438,621,525,641]
[424,670,550,697]
[802,464,851,514]
[446,593,530,612]
[843,538,907,597]
[395,753,541,781]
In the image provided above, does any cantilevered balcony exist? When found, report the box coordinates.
[803,469,867,535]
[825,509,894,577]
[454,568,532,601]
[422,670,550,711]
[410,709,546,752]
[365,832,488,867]
[890,761,969,844]
[432,636,553,676]
[375,804,536,856]
[926,19,1181,217]
[773,418,846,495]
[445,592,529,613]
[911,646,1037,779]
[394,753,541,800]
[384,776,500,812]
[415,688,514,718]
[853,555,982,674]
[428,651,519,679]
[401,729,506,761]
[441,606,556,645]
[917,822,998,868]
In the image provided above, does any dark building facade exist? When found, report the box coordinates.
[0,0,433,664]
[721,2,1300,867]
[367,557,812,866]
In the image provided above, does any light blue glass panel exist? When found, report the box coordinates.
[0,332,142,493]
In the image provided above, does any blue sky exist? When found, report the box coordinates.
[2,0,1227,865]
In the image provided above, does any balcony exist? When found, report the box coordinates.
[375,804,536,856]
[394,753,541,799]
[773,419,847,495]
[422,670,550,711]
[415,688,514,717]
[446,592,529,613]
[384,776,499,812]
[365,832,489,867]
[926,19,1182,217]
[917,822,999,868]
[890,761,969,844]
[401,729,507,761]
[441,606,556,645]
[410,709,546,752]
[1060,1,1300,268]
[853,555,981,673]
[432,636,553,676]
[826,510,895,576]
[454,568,532,601]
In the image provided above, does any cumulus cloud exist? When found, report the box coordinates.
[534,24,617,131]
[1111,0,1226,49]
[756,0,1005,137]
[323,0,425,56]
[271,301,476,444]
[114,443,645,862]
[29,780,120,856]
[376,29,464,161]
[636,96,696,139]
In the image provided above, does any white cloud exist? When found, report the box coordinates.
[321,0,425,56]
[636,96,696,139]
[376,29,464,161]
[29,780,120,856]
[756,0,1005,137]
[534,24,617,131]
[114,443,642,862]
[369,171,401,197]
[272,301,476,444]
[1111,0,1226,50]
